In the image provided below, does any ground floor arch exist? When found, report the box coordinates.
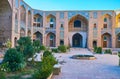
[72,33,83,47]
[116,33,120,48]
[101,33,112,48]
[33,31,43,45]
[69,32,87,48]
[46,32,56,47]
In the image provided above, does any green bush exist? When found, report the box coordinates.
[33,54,57,79]
[0,62,10,72]
[33,40,41,53]
[43,50,52,57]
[17,37,35,60]
[0,72,6,79]
[95,47,102,54]
[40,45,46,51]
[3,48,26,72]
[42,55,58,66]
[104,49,112,54]
[94,47,97,52]
[33,62,53,79]
[58,45,67,53]
[52,48,59,53]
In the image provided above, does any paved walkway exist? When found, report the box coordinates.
[52,49,120,79]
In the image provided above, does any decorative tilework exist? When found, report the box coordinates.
[68,11,89,20]
[60,12,64,19]
[93,12,97,19]
[33,10,43,16]
[101,11,113,16]
[45,11,56,17]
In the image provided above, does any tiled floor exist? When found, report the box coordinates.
[52,49,120,79]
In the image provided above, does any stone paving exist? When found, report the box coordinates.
[52,49,120,79]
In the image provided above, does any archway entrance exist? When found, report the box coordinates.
[33,31,43,45]
[101,33,112,48]
[46,32,56,47]
[72,33,82,47]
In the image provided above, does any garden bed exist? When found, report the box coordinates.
[71,55,96,60]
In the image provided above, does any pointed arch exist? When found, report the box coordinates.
[101,33,112,48]
[46,32,56,47]
[68,14,88,32]
[33,14,43,27]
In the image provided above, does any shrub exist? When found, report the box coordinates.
[17,37,35,60]
[33,40,41,53]
[52,48,59,53]
[3,48,26,72]
[118,51,120,57]
[94,47,97,52]
[33,63,53,79]
[0,72,6,79]
[33,55,57,79]
[40,45,46,51]
[95,47,102,54]
[0,62,10,72]
[43,50,52,57]
[58,45,67,53]
[42,55,58,66]
[104,49,112,54]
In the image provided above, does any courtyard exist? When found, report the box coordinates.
[52,49,120,79]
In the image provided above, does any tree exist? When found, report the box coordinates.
[17,37,35,60]
[33,40,41,53]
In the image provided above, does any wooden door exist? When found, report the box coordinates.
[103,41,107,48]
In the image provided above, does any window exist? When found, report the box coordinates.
[34,17,36,22]
[50,35,54,40]
[61,24,63,28]
[103,24,107,28]
[60,40,64,45]
[37,18,40,22]
[119,17,120,22]
[74,20,81,27]
[37,23,40,27]
[60,24,64,30]
[104,18,107,22]
[50,24,53,28]
[94,23,97,29]
[104,36,107,41]
[118,36,120,41]
[50,18,53,22]
[93,41,97,47]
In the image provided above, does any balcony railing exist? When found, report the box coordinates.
[45,27,56,33]
[69,27,87,32]
[33,26,43,33]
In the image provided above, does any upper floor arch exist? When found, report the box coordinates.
[68,14,88,32]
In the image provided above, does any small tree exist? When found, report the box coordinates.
[33,40,41,53]
[2,48,26,72]
[58,45,67,53]
[17,37,35,60]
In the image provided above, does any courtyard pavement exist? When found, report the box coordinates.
[52,49,120,79]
